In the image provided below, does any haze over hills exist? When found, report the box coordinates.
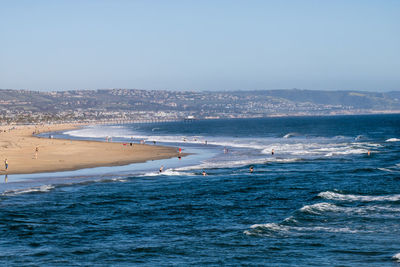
[1,89,399,124]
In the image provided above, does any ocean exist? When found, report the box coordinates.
[1,114,400,266]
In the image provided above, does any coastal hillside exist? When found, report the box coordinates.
[0,89,399,123]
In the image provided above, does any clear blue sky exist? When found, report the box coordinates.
[0,0,399,91]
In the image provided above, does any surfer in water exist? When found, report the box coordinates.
[202,170,207,176]
[249,166,254,173]
[159,165,164,173]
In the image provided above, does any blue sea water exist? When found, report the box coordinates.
[1,115,400,266]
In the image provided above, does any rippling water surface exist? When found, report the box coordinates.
[1,115,400,266]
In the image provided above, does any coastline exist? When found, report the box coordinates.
[0,123,181,175]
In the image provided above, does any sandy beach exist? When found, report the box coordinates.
[0,124,180,175]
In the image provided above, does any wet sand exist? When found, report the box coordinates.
[0,124,180,175]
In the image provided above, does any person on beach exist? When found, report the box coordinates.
[249,166,254,173]
[35,146,39,159]
[159,165,164,173]
[4,159,8,171]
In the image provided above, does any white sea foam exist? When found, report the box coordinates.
[140,169,196,177]
[318,191,400,202]
[300,202,400,215]
[300,202,340,214]
[176,158,268,171]
[378,167,399,173]
[245,223,360,236]
[3,185,55,196]
[250,223,289,232]
[261,142,368,157]
[386,138,400,142]
[283,132,301,138]
[64,125,135,139]
[392,253,400,262]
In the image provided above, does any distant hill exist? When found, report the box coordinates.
[0,88,399,123]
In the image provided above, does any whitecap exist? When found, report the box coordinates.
[318,191,400,202]
[392,252,400,262]
[378,167,397,173]
[250,223,290,232]
[386,138,400,142]
[283,132,301,138]
[245,223,360,236]
[300,202,400,216]
[300,202,340,214]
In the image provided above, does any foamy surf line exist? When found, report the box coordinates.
[63,125,377,159]
[2,185,55,196]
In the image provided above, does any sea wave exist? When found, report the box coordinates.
[283,132,301,138]
[318,191,400,202]
[300,202,340,214]
[2,185,55,196]
[65,126,379,163]
[244,223,359,236]
[300,202,400,215]
[386,138,400,142]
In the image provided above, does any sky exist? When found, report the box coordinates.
[0,0,399,92]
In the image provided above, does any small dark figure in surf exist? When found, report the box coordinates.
[367,150,371,156]
[271,149,275,155]
[202,171,207,176]
[159,165,164,173]
[249,166,254,173]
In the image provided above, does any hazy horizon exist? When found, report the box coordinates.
[1,0,399,92]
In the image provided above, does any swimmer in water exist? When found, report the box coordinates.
[367,150,371,156]
[202,171,207,176]
[271,149,274,155]
[159,165,164,173]
[249,166,254,173]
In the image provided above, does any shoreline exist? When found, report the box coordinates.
[0,123,181,175]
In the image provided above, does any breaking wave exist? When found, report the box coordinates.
[2,185,55,196]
